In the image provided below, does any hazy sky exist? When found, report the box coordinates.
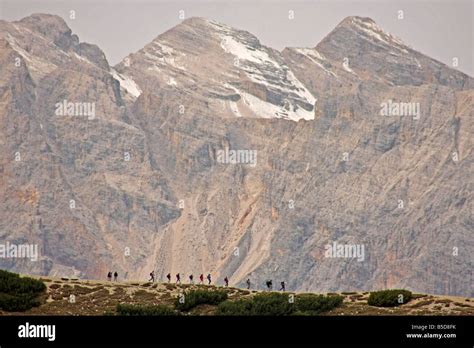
[1,0,472,75]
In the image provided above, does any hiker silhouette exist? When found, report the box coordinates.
[149,271,155,282]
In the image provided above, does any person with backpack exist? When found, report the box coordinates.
[207,273,212,285]
[280,281,285,291]
[246,278,251,289]
[224,277,229,287]
[114,272,118,282]
[149,271,155,282]
[189,274,194,284]
[199,274,204,284]
[266,280,272,291]
[176,273,181,284]
[166,273,171,283]
[107,271,112,281]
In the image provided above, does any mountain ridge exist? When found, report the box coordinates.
[0,13,472,297]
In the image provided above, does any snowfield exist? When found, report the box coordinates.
[111,69,142,98]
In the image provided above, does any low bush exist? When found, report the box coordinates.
[0,293,41,312]
[217,292,343,316]
[116,303,178,316]
[216,299,253,315]
[175,289,228,311]
[295,294,344,315]
[0,270,46,312]
[368,289,412,307]
[251,293,294,316]
[0,270,46,294]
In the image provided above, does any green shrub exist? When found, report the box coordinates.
[217,299,253,315]
[250,293,294,316]
[295,294,344,315]
[0,270,46,312]
[0,293,41,312]
[368,289,412,307]
[219,292,294,316]
[217,293,344,316]
[116,303,178,316]
[175,289,228,311]
[0,270,46,294]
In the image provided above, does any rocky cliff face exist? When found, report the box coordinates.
[0,14,472,296]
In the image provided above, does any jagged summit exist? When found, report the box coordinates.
[334,16,409,50]
[150,16,264,59]
[1,12,111,77]
[17,13,69,29]
[309,15,472,88]
[115,16,317,121]
[15,13,75,47]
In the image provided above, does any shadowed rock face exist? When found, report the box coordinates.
[0,14,472,296]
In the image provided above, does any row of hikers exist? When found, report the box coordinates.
[108,271,286,291]
[107,271,118,281]
[149,271,286,291]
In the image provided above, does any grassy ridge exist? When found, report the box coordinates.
[1,273,472,316]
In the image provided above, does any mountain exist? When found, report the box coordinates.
[0,14,180,279]
[114,17,316,121]
[0,14,472,296]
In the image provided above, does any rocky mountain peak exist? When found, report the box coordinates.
[17,13,69,32]
[313,16,471,88]
[319,15,410,56]
[340,16,409,50]
[116,17,316,121]
[150,16,262,57]
[1,13,110,79]
[16,13,78,50]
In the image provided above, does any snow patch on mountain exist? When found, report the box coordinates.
[218,31,316,121]
[294,48,338,78]
[229,101,242,117]
[342,61,354,73]
[111,69,142,98]
[143,41,187,71]
[241,91,283,119]
[287,70,317,105]
[223,83,313,121]
[5,33,57,76]
[73,52,94,65]
[220,35,278,67]
[351,17,409,53]
[153,41,176,55]
[240,91,314,121]
[167,77,178,86]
